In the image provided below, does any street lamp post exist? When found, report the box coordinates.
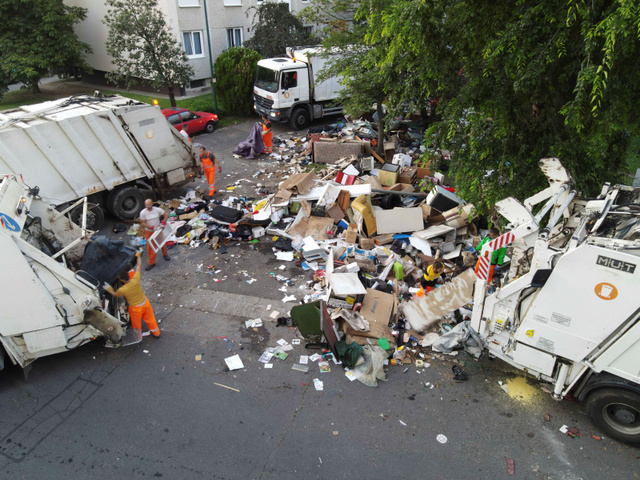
[202,0,218,115]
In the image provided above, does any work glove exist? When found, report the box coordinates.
[103,282,112,291]
[135,250,142,258]
[161,220,167,226]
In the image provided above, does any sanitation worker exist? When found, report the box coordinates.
[199,146,221,197]
[104,250,161,338]
[476,227,506,266]
[139,199,169,271]
[261,114,272,154]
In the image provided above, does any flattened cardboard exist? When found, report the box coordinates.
[354,288,396,339]
[421,204,445,225]
[344,224,358,243]
[326,203,345,222]
[375,207,424,234]
[274,172,318,203]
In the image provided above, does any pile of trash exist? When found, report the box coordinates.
[140,115,499,386]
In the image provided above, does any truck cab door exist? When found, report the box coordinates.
[279,69,307,109]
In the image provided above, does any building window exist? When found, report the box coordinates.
[178,0,200,7]
[226,28,243,48]
[183,31,204,58]
[223,0,242,6]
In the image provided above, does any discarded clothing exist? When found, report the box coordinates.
[351,345,388,387]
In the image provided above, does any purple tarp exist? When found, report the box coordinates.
[233,122,265,159]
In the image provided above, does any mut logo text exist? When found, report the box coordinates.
[596,255,636,274]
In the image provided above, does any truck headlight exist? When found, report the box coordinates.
[270,112,276,117]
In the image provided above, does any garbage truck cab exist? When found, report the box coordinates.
[253,46,344,130]
[470,158,640,444]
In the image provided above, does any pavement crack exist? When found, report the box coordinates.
[257,384,309,479]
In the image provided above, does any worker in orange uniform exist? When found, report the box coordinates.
[199,146,221,197]
[104,251,161,338]
[139,199,169,271]
[261,114,272,154]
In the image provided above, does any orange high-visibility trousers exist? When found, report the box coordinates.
[145,230,167,266]
[128,298,160,337]
[263,126,272,153]
[204,166,216,195]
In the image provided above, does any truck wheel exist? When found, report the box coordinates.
[586,388,640,444]
[290,108,310,130]
[109,187,145,221]
[205,121,216,133]
[70,204,105,230]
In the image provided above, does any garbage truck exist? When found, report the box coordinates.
[468,158,640,444]
[253,46,344,130]
[0,94,199,229]
[0,174,140,373]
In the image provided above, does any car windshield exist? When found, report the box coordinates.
[255,66,279,93]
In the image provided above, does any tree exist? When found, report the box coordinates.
[300,0,390,153]
[0,0,91,99]
[213,47,263,116]
[357,0,640,213]
[245,2,316,58]
[103,0,194,107]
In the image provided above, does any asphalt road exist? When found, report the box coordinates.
[1,118,639,479]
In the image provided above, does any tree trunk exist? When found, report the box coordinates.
[168,86,176,107]
[376,99,385,156]
[32,82,41,93]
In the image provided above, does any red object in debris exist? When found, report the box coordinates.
[506,458,515,476]
[442,186,456,193]
[229,223,237,233]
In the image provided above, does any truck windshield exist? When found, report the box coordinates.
[255,66,279,93]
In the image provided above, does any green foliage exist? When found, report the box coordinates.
[103,0,194,107]
[213,47,263,116]
[312,0,640,213]
[245,3,316,58]
[0,0,92,99]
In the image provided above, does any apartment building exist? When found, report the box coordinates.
[65,0,312,94]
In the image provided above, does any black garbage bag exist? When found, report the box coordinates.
[80,235,137,289]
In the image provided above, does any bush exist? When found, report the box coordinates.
[213,47,263,116]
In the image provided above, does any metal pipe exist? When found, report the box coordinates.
[544,190,576,234]
[371,188,428,197]
[553,363,570,399]
[533,184,569,223]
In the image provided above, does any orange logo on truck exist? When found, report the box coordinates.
[595,282,618,300]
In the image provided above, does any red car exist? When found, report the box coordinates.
[161,107,218,135]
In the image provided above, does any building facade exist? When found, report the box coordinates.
[65,0,313,94]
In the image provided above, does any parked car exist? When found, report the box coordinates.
[162,107,218,135]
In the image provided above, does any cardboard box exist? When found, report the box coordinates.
[345,223,358,243]
[421,204,445,225]
[416,166,434,179]
[384,142,396,163]
[398,166,417,185]
[359,288,396,338]
[274,171,317,203]
[378,163,401,187]
[443,203,474,229]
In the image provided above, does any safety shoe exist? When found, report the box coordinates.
[145,264,156,271]
[163,255,170,261]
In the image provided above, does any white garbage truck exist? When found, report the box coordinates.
[0,94,199,228]
[469,158,640,444]
[253,46,344,130]
[0,174,140,373]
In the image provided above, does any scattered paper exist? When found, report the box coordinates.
[282,295,296,302]
[269,310,280,319]
[245,319,263,328]
[273,351,288,360]
[299,355,309,364]
[309,353,322,362]
[258,351,274,363]
[292,364,309,373]
[195,354,202,361]
[318,361,331,373]
[399,420,407,426]
[276,251,294,261]
[313,378,324,391]
[436,434,448,444]
[291,339,301,345]
[224,354,244,371]
[264,363,273,369]
[277,339,289,346]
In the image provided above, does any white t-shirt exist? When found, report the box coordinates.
[139,206,165,232]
